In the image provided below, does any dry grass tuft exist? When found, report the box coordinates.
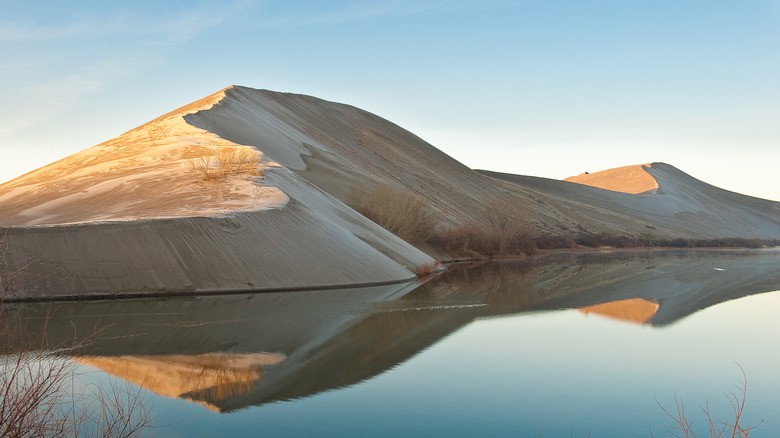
[350,184,437,245]
[430,197,537,258]
[187,146,264,181]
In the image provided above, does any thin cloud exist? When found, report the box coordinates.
[0,2,243,42]
[0,1,248,136]
[0,19,93,42]
[259,0,520,28]
[0,54,158,137]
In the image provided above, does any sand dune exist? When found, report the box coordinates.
[0,87,435,300]
[1,85,779,299]
[483,163,780,239]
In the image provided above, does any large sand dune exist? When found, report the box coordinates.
[1,85,779,299]
[0,87,435,300]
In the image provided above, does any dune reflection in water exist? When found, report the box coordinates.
[10,249,780,436]
[74,353,285,411]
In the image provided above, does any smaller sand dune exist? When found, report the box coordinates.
[564,164,659,194]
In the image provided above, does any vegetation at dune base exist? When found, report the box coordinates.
[187,145,264,181]
[349,185,539,259]
[348,185,778,264]
[349,184,437,245]
[430,197,538,259]
[1,235,152,437]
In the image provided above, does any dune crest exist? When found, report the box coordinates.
[0,87,287,226]
[564,164,659,194]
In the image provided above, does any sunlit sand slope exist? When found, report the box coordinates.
[564,164,659,194]
[0,89,285,225]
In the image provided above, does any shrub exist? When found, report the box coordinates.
[187,145,263,181]
[430,198,537,258]
[349,184,437,245]
[534,234,576,250]
[656,365,758,437]
[0,308,153,437]
[413,261,446,277]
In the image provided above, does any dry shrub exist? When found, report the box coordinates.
[656,365,759,437]
[534,234,576,250]
[349,184,436,245]
[413,261,446,278]
[0,311,153,437]
[188,145,263,181]
[571,233,778,249]
[430,197,537,258]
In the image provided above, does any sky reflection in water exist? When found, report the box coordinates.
[24,249,780,437]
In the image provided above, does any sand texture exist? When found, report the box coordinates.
[2,85,780,299]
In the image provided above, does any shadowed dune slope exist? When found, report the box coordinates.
[186,86,780,240]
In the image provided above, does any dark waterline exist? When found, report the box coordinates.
[11,249,780,436]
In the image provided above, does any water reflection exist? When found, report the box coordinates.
[12,249,780,414]
[73,353,285,411]
[578,299,659,325]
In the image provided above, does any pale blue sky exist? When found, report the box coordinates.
[2,1,778,200]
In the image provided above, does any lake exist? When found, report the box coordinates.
[10,249,780,437]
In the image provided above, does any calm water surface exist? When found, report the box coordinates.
[16,249,780,437]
